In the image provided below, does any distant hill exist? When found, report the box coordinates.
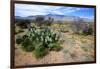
[15,14,94,23]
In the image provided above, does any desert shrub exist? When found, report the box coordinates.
[16,35,34,52]
[21,38,34,52]
[82,26,93,35]
[35,16,45,26]
[87,26,93,35]
[34,46,47,58]
[22,35,28,39]
[71,18,84,34]
[16,19,30,29]
[35,16,54,26]
[80,23,93,35]
[16,36,23,44]
[45,17,54,26]
[71,19,93,35]
[48,43,61,51]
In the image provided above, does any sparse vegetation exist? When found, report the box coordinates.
[15,18,94,59]
[15,15,94,65]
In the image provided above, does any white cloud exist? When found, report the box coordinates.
[15,4,81,16]
[15,4,64,16]
[15,3,92,18]
[80,16,94,19]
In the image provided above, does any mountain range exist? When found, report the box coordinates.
[15,14,94,22]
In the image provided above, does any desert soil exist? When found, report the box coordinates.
[15,32,95,66]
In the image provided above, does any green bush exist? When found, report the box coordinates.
[82,26,93,35]
[48,43,62,51]
[16,36,23,44]
[87,27,93,35]
[21,38,34,52]
[34,46,47,58]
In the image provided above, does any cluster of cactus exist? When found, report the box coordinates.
[16,26,61,58]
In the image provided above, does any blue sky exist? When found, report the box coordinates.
[15,4,95,19]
